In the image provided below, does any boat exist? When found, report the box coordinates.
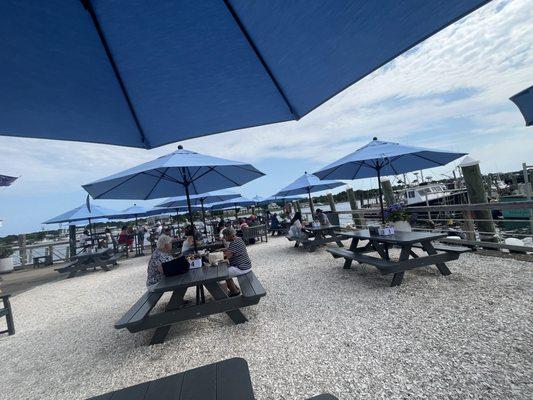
[397,182,466,206]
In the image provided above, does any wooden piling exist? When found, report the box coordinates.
[460,158,496,241]
[17,235,27,267]
[69,225,77,259]
[326,193,336,212]
[381,178,395,206]
[346,188,364,227]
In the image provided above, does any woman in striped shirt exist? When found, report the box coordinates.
[222,227,252,297]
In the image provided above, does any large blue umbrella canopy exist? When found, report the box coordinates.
[83,146,264,247]
[43,203,118,224]
[510,86,532,127]
[0,174,17,187]
[314,137,467,221]
[210,197,256,219]
[0,1,489,148]
[259,194,306,205]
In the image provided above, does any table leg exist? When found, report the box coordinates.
[343,238,359,269]
[204,282,248,324]
[421,241,452,276]
[390,245,412,287]
[150,288,187,345]
[372,241,389,260]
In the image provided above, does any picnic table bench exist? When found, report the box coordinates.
[33,255,53,268]
[242,224,268,244]
[0,294,15,336]
[287,225,344,251]
[116,264,266,345]
[327,230,470,286]
[87,358,337,399]
[55,249,123,278]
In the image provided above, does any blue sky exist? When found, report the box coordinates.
[1,0,532,236]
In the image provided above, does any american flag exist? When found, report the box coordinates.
[0,174,17,187]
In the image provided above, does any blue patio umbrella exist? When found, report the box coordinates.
[314,137,467,222]
[259,194,306,205]
[510,86,533,127]
[276,172,344,215]
[0,174,17,187]
[0,1,489,148]
[210,197,256,219]
[108,204,165,221]
[43,203,118,224]
[83,145,264,249]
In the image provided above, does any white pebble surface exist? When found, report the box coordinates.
[1,236,532,399]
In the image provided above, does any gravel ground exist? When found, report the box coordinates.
[1,236,532,399]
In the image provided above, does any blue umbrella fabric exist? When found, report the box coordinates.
[276,173,345,197]
[210,197,256,211]
[107,204,165,220]
[43,203,118,224]
[155,191,241,208]
[0,1,490,149]
[510,86,533,127]
[0,174,17,187]
[314,137,467,221]
[259,194,306,205]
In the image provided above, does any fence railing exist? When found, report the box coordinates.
[12,240,71,267]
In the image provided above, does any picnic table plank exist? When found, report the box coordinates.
[108,382,148,400]
[144,373,184,400]
[180,363,217,400]
[216,357,255,400]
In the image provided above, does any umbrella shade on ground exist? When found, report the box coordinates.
[314,137,467,222]
[0,1,490,149]
[83,146,264,248]
[43,204,118,224]
[0,174,17,187]
[510,86,533,127]
[276,172,344,215]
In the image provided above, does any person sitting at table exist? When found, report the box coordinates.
[80,229,93,253]
[118,226,129,254]
[222,227,251,297]
[146,234,174,287]
[315,208,331,226]
[239,218,249,229]
[270,213,281,235]
[288,212,306,247]
[181,225,196,256]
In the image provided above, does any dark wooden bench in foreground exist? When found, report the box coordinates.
[242,224,268,244]
[87,358,337,400]
[0,294,15,336]
[116,266,266,345]
[328,230,470,287]
[55,249,124,278]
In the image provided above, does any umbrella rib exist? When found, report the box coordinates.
[209,168,241,186]
[411,153,447,166]
[222,0,299,120]
[144,167,171,200]
[81,0,150,149]
[232,164,265,176]
[89,173,141,199]
[351,162,365,180]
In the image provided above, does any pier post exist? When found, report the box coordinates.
[460,158,496,241]
[326,193,336,212]
[69,225,77,259]
[347,187,364,228]
[381,178,395,206]
[17,235,27,267]
[522,163,533,234]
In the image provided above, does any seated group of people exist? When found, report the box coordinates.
[287,209,331,247]
[147,225,252,297]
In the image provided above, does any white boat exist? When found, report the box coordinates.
[398,183,466,206]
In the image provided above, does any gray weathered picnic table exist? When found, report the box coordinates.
[87,358,337,400]
[289,224,344,251]
[116,264,266,345]
[328,230,470,286]
[55,248,122,278]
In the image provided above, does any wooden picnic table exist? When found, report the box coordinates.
[55,248,122,278]
[115,264,266,345]
[87,357,337,400]
[328,230,470,286]
[292,224,344,251]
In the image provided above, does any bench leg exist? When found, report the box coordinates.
[391,272,405,287]
[204,282,248,324]
[343,238,359,269]
[150,288,187,345]
[421,241,452,276]
[1,297,15,335]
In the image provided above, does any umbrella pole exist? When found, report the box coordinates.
[307,188,315,217]
[184,182,197,252]
[200,199,207,235]
[135,215,141,256]
[377,167,385,223]
[235,206,238,220]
